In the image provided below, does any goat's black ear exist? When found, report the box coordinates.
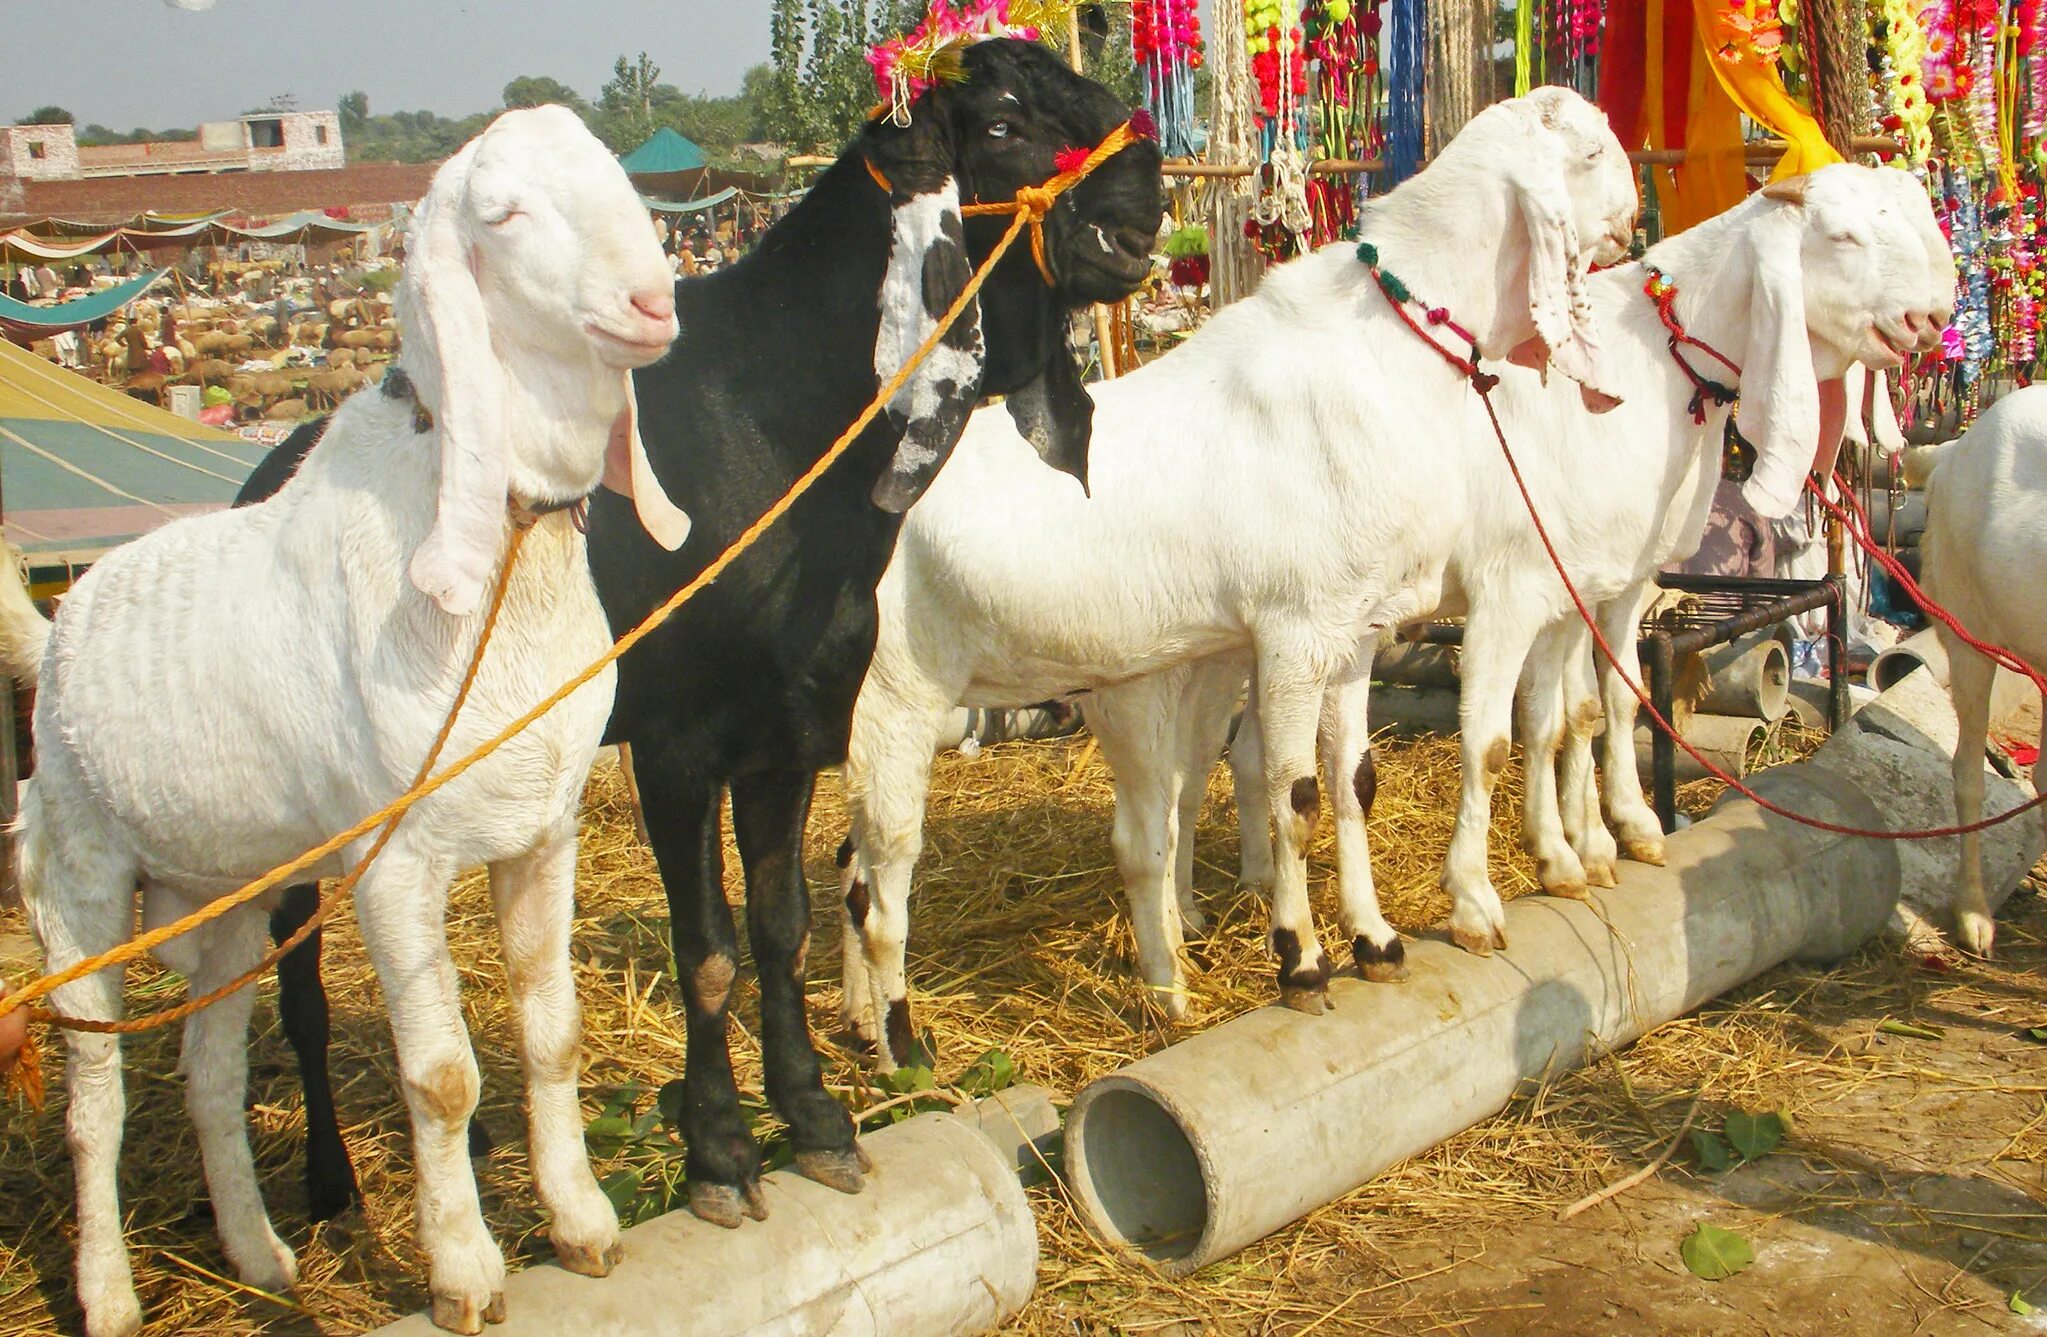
[872,196,987,512]
[1003,341,1093,492]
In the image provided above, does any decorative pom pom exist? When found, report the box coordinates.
[1129,108,1158,140]
[1354,241,1379,268]
[1055,145,1092,175]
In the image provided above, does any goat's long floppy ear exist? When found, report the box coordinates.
[871,176,987,512]
[1003,325,1093,490]
[602,371,690,549]
[1503,131,1621,412]
[402,140,510,616]
[1736,182,1831,519]
[863,101,996,509]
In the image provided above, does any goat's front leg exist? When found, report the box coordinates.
[831,828,875,1051]
[1088,674,1195,1019]
[1595,587,1666,864]
[174,905,297,1295]
[635,755,763,1227]
[488,817,620,1277]
[1515,621,1589,898]
[1172,660,1255,936]
[1442,600,1547,954]
[842,680,950,1071]
[20,811,144,1337]
[1251,650,1333,1013]
[1555,629,1619,888]
[270,882,360,1223]
[732,770,865,1194]
[353,840,503,1335]
[1318,670,1403,980]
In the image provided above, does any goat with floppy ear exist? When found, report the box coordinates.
[1217,163,1954,976]
[244,37,1163,1237]
[833,85,1637,1058]
[11,105,682,1337]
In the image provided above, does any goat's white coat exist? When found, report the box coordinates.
[838,88,1639,1054]
[1919,384,2047,956]
[16,105,680,1337]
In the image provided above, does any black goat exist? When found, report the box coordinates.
[253,40,1162,1227]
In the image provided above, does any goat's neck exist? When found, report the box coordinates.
[1354,170,1524,358]
[486,344,626,507]
[1631,200,1767,376]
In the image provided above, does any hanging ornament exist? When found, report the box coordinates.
[1132,0,1204,156]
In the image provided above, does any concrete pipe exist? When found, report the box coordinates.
[372,1095,1041,1337]
[1633,712,1766,783]
[1694,630,1792,720]
[1871,625,1949,693]
[1859,492,1929,546]
[1063,676,2041,1275]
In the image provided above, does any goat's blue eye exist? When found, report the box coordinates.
[988,122,1011,139]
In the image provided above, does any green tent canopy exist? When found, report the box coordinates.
[618,128,707,175]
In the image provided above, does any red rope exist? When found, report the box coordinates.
[1369,275,2047,840]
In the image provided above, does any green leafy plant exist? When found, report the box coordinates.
[1689,1129,1733,1174]
[1680,1223,1755,1281]
[1721,1110,1785,1163]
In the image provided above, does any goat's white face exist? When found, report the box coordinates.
[1787,165,1956,376]
[463,106,678,370]
[400,105,690,617]
[1733,163,1957,519]
[1527,88,1638,267]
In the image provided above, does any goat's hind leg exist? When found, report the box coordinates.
[1089,675,1195,1020]
[1319,671,1404,980]
[489,818,621,1276]
[1557,629,1619,888]
[1250,649,1334,1013]
[1945,642,1998,957]
[270,883,360,1222]
[19,802,145,1337]
[635,754,764,1227]
[1516,622,1590,899]
[1442,599,1549,954]
[733,770,865,1195]
[169,900,297,1293]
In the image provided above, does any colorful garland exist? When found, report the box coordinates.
[1132,0,1204,157]
[867,0,1074,117]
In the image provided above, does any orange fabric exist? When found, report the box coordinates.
[1692,0,1840,182]
[1667,34,1747,231]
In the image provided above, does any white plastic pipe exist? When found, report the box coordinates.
[1064,681,2042,1274]
[372,1094,1041,1337]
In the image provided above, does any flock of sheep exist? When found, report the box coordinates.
[2,43,2042,1337]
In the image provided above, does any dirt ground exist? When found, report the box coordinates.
[1,733,2042,1336]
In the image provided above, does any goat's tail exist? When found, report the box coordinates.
[0,550,50,685]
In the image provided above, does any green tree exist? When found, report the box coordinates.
[338,90,369,130]
[502,76,586,112]
[760,0,920,153]
[22,106,73,125]
[599,52,662,151]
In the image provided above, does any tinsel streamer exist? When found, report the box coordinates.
[1805,0,1867,153]
[1379,0,1425,189]
[1514,0,1532,96]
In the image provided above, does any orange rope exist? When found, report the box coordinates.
[0,119,1139,1079]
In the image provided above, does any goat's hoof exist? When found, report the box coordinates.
[1279,983,1328,1015]
[1545,879,1591,901]
[1452,925,1508,956]
[1582,859,1620,889]
[431,1291,500,1335]
[794,1147,868,1195]
[82,1291,144,1337]
[1352,935,1409,983]
[1956,910,1996,959]
[1620,837,1666,866]
[689,1180,768,1230]
[231,1235,298,1293]
[555,1238,624,1278]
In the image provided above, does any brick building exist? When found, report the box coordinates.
[0,111,346,185]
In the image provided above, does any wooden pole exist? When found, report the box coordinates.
[1066,9,1119,378]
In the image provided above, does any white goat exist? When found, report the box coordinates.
[1220,165,1953,983]
[836,87,1638,1064]
[1920,384,2047,957]
[13,106,687,1337]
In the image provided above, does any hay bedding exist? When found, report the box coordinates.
[1,729,2042,1334]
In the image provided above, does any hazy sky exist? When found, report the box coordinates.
[2,0,772,131]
